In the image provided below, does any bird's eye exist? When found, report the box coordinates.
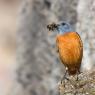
[62,23,66,26]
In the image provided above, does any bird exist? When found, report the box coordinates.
[47,22,83,80]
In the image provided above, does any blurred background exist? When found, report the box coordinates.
[0,0,20,95]
[0,0,95,95]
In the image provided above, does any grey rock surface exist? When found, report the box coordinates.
[58,71,95,95]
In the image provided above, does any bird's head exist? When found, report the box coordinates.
[47,22,73,34]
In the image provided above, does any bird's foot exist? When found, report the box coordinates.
[61,76,69,83]
[76,74,79,81]
[76,70,82,81]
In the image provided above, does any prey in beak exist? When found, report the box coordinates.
[47,22,58,31]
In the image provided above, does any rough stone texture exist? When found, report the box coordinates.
[58,71,95,95]
[11,0,95,95]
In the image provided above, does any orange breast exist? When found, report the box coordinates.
[56,32,83,74]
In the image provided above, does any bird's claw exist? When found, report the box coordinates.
[61,76,70,87]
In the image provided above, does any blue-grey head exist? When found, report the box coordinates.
[47,22,74,34]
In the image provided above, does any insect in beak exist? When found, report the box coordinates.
[47,22,58,31]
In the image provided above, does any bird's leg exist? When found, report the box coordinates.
[61,67,69,87]
[63,67,69,80]
[76,69,80,81]
[76,76,78,81]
